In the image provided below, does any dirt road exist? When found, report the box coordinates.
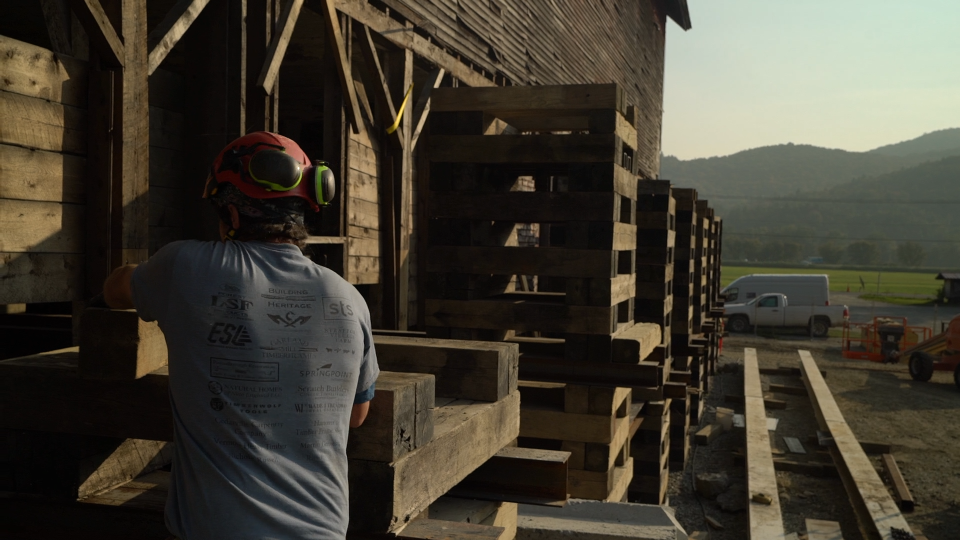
[667,334,960,540]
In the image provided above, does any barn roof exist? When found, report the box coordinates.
[936,272,960,280]
[664,0,692,30]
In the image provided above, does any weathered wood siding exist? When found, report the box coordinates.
[345,126,381,284]
[0,35,86,303]
[380,0,667,178]
[148,68,187,255]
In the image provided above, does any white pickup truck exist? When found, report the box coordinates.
[723,293,848,337]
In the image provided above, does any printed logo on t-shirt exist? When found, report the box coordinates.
[210,397,225,411]
[210,285,254,320]
[322,297,355,320]
[207,322,253,348]
[267,311,312,328]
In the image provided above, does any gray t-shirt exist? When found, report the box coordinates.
[131,240,379,540]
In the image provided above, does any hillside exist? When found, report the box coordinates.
[661,129,960,203]
[721,155,960,266]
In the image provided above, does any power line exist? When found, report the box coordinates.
[699,195,960,204]
[723,232,960,244]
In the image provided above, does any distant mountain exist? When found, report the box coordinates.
[868,128,960,157]
[660,129,960,204]
[721,155,960,267]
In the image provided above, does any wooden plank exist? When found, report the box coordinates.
[394,519,504,540]
[0,144,86,204]
[694,423,723,446]
[425,298,618,335]
[372,335,517,402]
[743,348,785,540]
[348,392,520,533]
[0,199,84,253]
[431,84,621,114]
[520,406,630,445]
[318,0,363,133]
[256,0,304,93]
[610,323,661,364]
[429,134,621,164]
[347,371,435,462]
[429,192,621,222]
[805,519,844,540]
[328,0,493,89]
[0,90,87,154]
[519,356,662,388]
[449,446,569,506]
[769,383,808,396]
[0,253,83,303]
[0,35,88,107]
[880,454,915,512]
[78,308,169,380]
[427,246,618,279]
[68,0,124,67]
[799,349,913,539]
[146,0,213,75]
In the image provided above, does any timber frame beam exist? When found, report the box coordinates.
[743,348,785,539]
[256,0,304,93]
[410,67,444,151]
[68,0,124,67]
[318,0,364,134]
[356,24,404,148]
[799,349,913,539]
[146,0,212,75]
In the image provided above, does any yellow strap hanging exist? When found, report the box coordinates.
[386,83,414,135]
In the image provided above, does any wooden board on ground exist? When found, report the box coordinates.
[348,392,520,533]
[798,349,913,539]
[743,347,785,539]
[880,454,915,512]
[783,437,806,455]
[805,518,844,540]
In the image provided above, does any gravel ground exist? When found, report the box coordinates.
[666,333,960,540]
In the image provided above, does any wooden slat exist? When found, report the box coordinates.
[427,246,618,279]
[256,0,304,93]
[425,298,618,335]
[429,134,621,164]
[518,356,662,388]
[0,252,84,304]
[147,0,213,75]
[743,347,785,539]
[880,454,915,512]
[799,349,913,539]
[431,84,621,114]
[0,35,88,107]
[68,0,124,67]
[0,199,84,253]
[0,144,86,203]
[0,90,87,154]
[449,446,568,506]
[429,192,620,222]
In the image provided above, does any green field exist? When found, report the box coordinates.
[720,265,941,296]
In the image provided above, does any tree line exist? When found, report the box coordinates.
[723,238,929,267]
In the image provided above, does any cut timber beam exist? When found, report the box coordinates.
[410,68,445,151]
[743,347,784,539]
[356,24,403,146]
[68,0,124,67]
[146,0,212,75]
[798,349,913,539]
[372,335,518,402]
[348,392,520,532]
[347,372,435,462]
[79,308,168,379]
[880,454,915,512]
[328,0,494,88]
[318,0,363,133]
[256,0,304,93]
[449,446,569,506]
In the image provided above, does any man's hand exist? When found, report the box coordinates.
[103,265,138,309]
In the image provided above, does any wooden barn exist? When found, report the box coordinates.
[0,1,733,539]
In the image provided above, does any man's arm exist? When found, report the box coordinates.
[350,402,370,428]
[103,265,138,309]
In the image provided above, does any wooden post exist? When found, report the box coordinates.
[387,40,413,330]
[246,0,279,133]
[182,0,246,241]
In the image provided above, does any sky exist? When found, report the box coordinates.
[661,0,960,160]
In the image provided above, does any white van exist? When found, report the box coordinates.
[721,274,831,306]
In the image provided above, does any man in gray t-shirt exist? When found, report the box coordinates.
[102,132,378,539]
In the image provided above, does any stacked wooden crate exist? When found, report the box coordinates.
[700,211,724,378]
[628,180,676,501]
[424,84,668,502]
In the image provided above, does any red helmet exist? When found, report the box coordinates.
[203,131,335,212]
